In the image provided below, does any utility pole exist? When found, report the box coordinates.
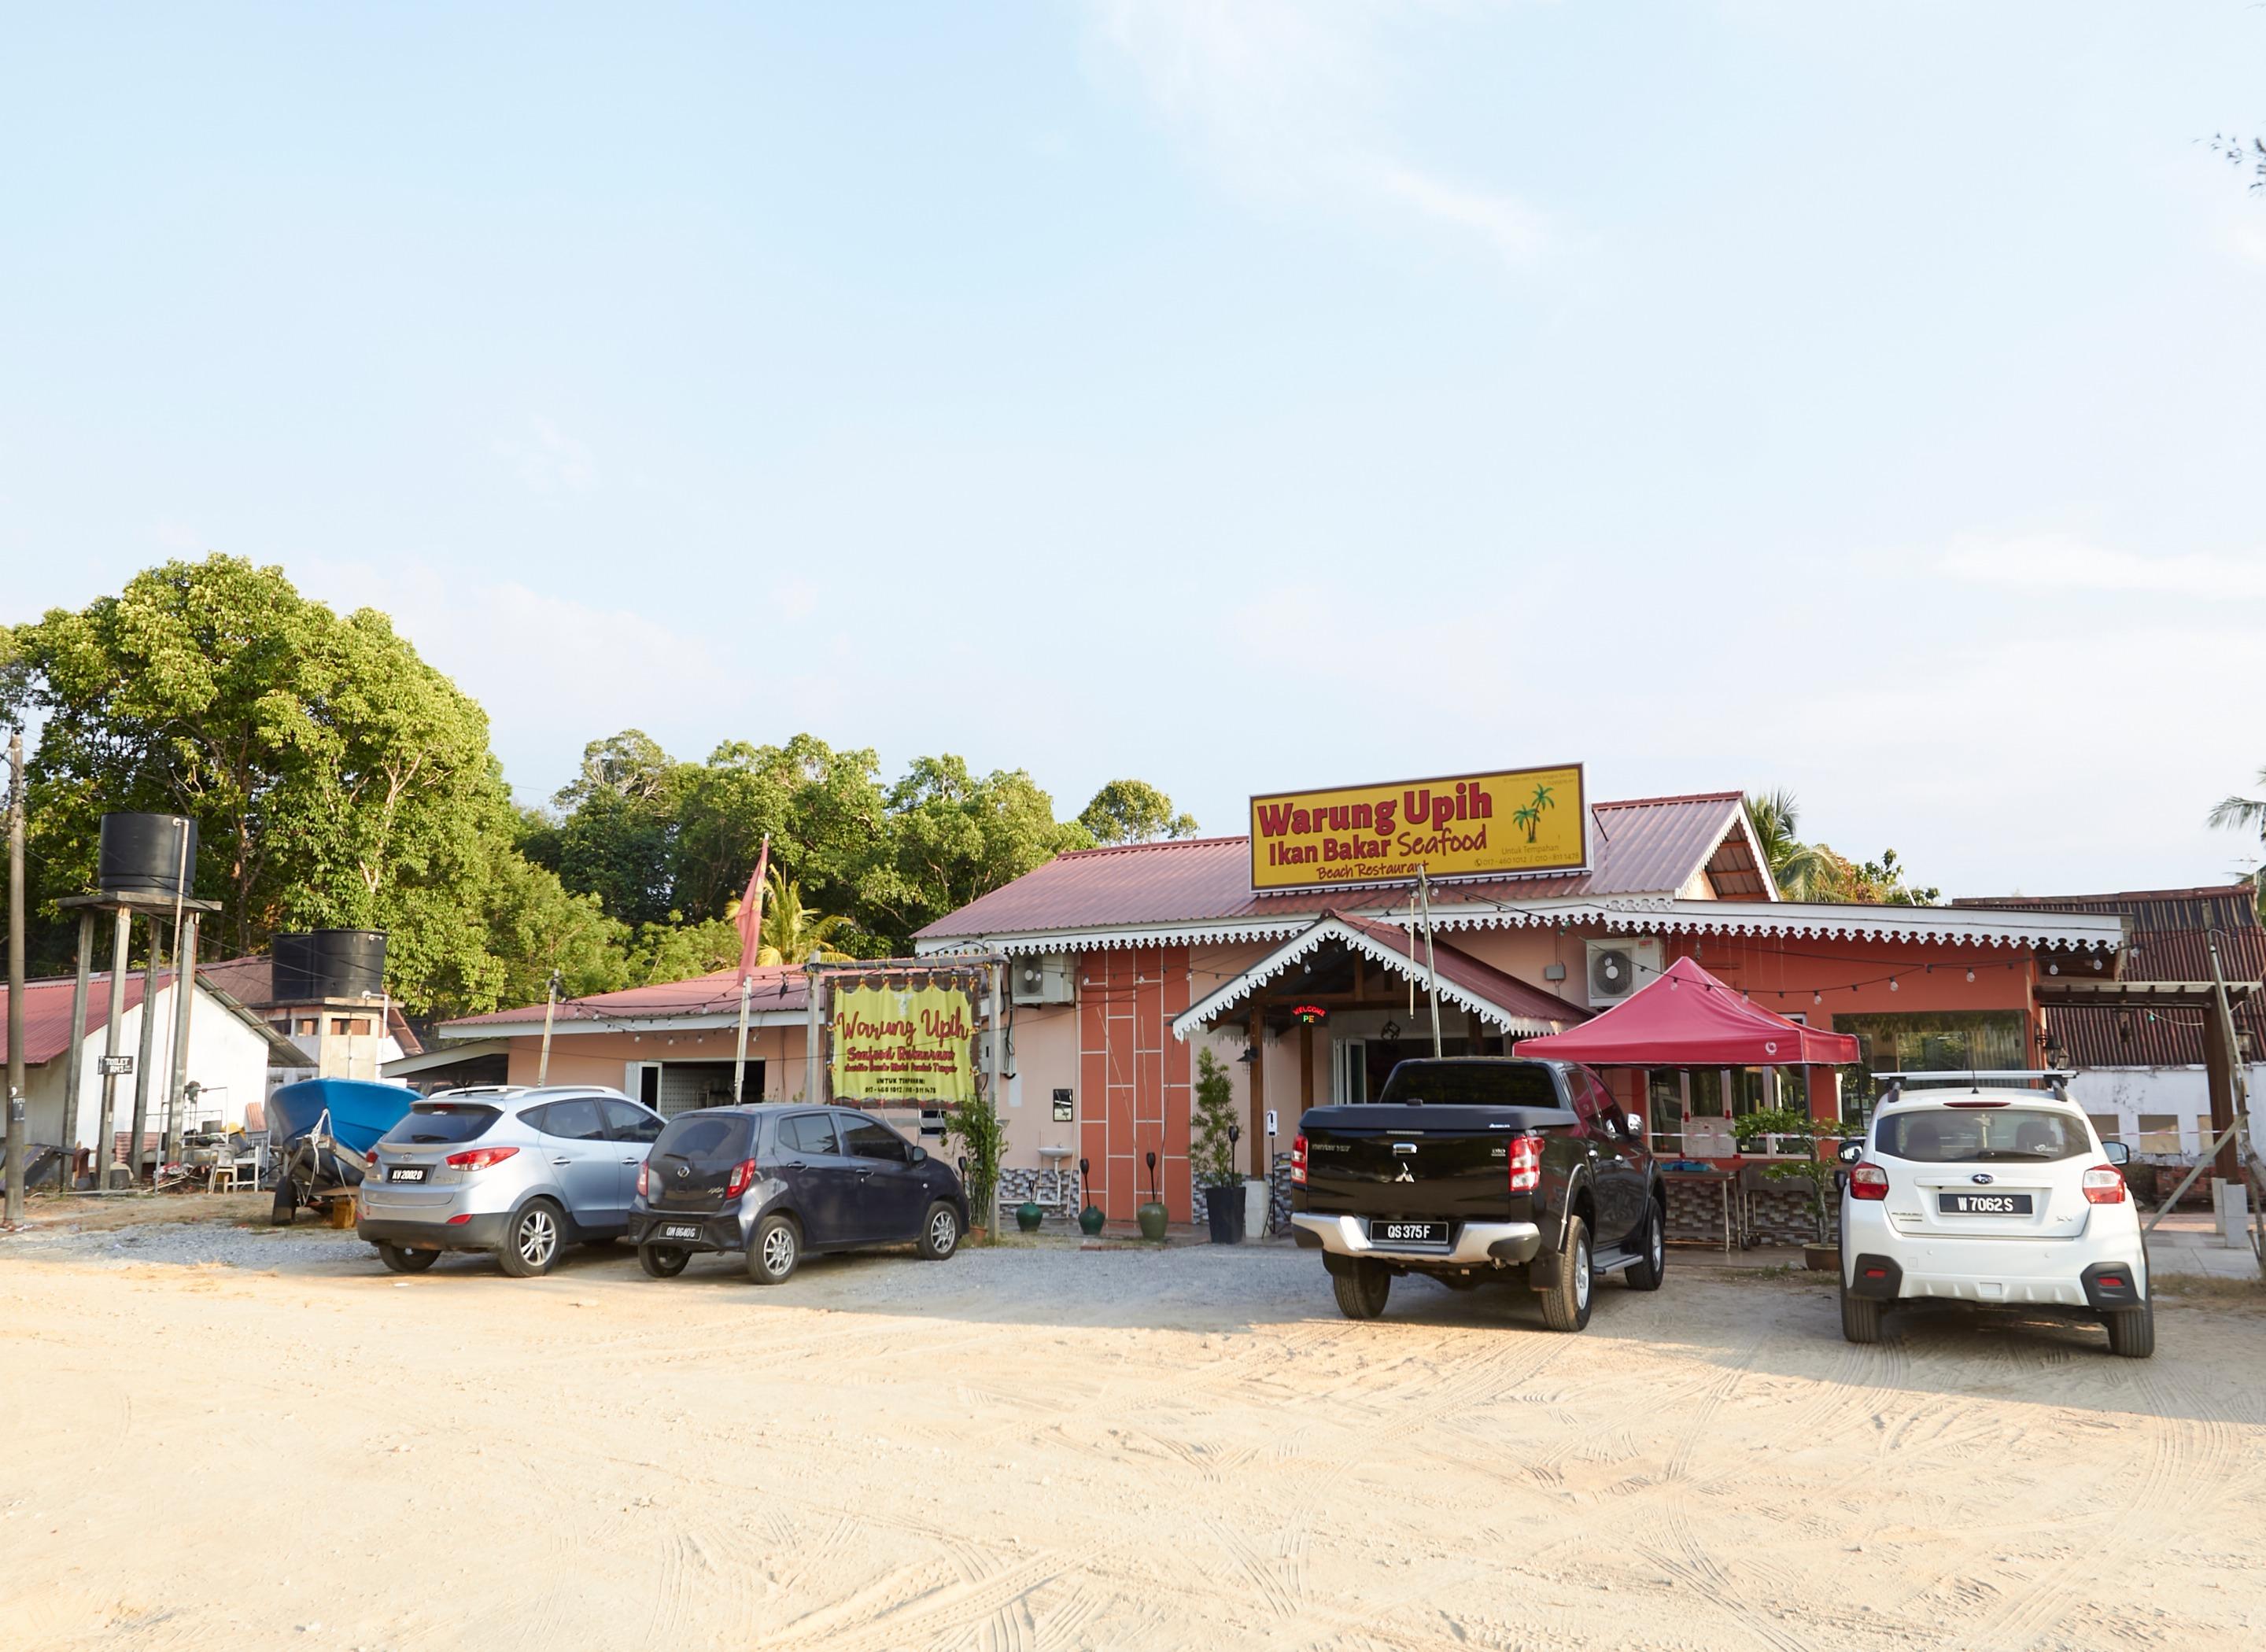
[130,922,163,1184]
[536,969,561,1086]
[1416,865,1444,1058]
[62,913,92,1186]
[731,835,770,1104]
[163,909,199,1169]
[6,732,27,1224]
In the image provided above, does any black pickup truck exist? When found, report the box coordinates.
[1290,1057,1666,1330]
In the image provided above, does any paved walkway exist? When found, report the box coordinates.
[2143,1209,2264,1279]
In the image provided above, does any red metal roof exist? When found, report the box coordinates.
[0,967,308,1068]
[194,954,424,1055]
[445,964,813,1031]
[1334,915,1591,1031]
[916,792,1755,941]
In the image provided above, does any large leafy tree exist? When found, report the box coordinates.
[1079,778,1198,845]
[865,755,1092,939]
[3,556,515,1009]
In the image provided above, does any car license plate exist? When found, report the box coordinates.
[662,1223,701,1241]
[386,1167,426,1182]
[1371,1219,1450,1245]
[1939,1193,2032,1215]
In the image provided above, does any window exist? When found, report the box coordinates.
[1876,1107,2087,1163]
[1647,1070,1685,1154]
[270,1018,292,1035]
[295,1017,318,1036]
[1836,1011,2028,1118]
[2136,1114,2183,1156]
[1373,1060,1559,1108]
[601,1099,662,1143]
[840,1118,910,1163]
[653,1113,755,1169]
[780,1113,840,1156]
[329,1016,373,1037]
[382,1104,500,1146]
[534,1097,608,1141]
[2086,1114,2123,1147]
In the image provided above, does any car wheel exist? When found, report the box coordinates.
[917,1201,962,1260]
[1840,1276,1884,1344]
[747,1214,800,1285]
[639,1243,691,1279]
[496,1200,564,1278]
[1623,1199,1666,1292]
[376,1242,438,1274]
[2105,1300,2154,1359]
[1536,1215,1593,1333]
[270,1178,297,1227]
[1331,1260,1391,1320]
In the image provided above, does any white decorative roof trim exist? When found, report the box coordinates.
[1167,916,1570,1043]
[437,1008,807,1041]
[919,897,2124,959]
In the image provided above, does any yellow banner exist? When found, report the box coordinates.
[831,982,976,1104]
[1249,765,1587,891]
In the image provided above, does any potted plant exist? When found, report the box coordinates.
[1192,1047,1244,1244]
[1731,1106,1840,1269]
[1138,1151,1169,1241]
[944,1090,1006,1247]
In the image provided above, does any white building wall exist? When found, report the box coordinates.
[28,983,292,1150]
[2068,1065,2266,1158]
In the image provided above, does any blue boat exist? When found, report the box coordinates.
[267,1078,418,1163]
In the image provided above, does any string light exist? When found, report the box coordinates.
[1966,969,1975,983]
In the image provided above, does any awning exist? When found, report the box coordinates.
[1513,955,1859,1066]
[1170,913,1590,1042]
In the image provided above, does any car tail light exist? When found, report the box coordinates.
[635,1162,649,1199]
[1848,1163,1890,1200]
[2082,1165,2127,1204]
[1291,1134,1308,1186]
[445,1145,519,1171]
[723,1157,758,1199]
[1508,1133,1544,1196]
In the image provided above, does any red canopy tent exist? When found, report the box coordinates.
[1513,956,1860,1068]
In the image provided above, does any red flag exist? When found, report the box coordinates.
[735,835,772,985]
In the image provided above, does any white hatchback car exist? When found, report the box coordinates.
[1838,1076,2150,1358]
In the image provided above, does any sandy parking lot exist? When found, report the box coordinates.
[2,1218,2262,1652]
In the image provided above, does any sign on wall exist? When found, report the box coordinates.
[1248,764,1587,892]
[831,981,977,1105]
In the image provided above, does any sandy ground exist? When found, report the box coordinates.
[2,1218,2262,1652]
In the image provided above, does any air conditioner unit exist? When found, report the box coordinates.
[1584,938,1663,1009]
[1009,953,1076,1006]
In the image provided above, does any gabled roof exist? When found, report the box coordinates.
[919,792,1763,943]
[0,970,308,1068]
[1169,913,1592,1042]
[440,965,814,1039]
[197,953,425,1056]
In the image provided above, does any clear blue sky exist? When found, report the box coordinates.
[5,2,2262,898]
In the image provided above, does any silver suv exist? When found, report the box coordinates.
[356,1086,665,1277]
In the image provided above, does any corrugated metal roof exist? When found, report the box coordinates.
[194,954,424,1055]
[1953,884,2258,934]
[445,964,812,1031]
[917,792,1754,940]
[0,969,304,1068]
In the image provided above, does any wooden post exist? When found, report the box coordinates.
[4,733,23,1223]
[803,961,825,1103]
[1300,1021,1315,1113]
[2201,970,2238,1188]
[536,971,560,1086]
[63,913,93,1182]
[1247,1006,1265,1178]
[130,923,164,1181]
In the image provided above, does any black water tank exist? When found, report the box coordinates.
[271,930,387,1001]
[97,813,198,898]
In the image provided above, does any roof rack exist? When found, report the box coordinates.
[1871,1070,2075,1104]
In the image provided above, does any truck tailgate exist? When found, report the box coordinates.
[1299,1104,1574,1221]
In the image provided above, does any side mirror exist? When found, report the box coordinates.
[910,1145,928,1165]
[1626,1113,1644,1138]
[2102,1140,2130,1167]
[1836,1140,1863,1164]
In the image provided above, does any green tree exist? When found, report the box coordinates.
[755,867,858,964]
[669,735,890,928]
[3,555,514,1011]
[1191,1047,1241,1190]
[1077,779,1198,846]
[1743,790,1833,901]
[865,756,1091,938]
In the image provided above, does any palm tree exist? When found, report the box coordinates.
[1744,789,1833,902]
[1511,804,1540,843]
[738,867,858,965]
[2209,768,2266,915]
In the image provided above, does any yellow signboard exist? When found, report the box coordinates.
[1249,765,1587,892]
[831,982,977,1104]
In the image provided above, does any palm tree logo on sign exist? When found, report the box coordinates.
[1510,781,1556,845]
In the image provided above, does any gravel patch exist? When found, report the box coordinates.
[7,1219,372,1271]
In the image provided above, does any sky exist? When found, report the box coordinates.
[2,2,2263,901]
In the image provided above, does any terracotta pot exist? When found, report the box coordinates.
[1803,1244,1838,1272]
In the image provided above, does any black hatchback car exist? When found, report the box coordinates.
[626,1105,969,1283]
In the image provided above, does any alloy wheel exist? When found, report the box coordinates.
[928,1209,958,1256]
[1574,1238,1592,1311]
[762,1225,795,1275]
[518,1208,557,1268]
